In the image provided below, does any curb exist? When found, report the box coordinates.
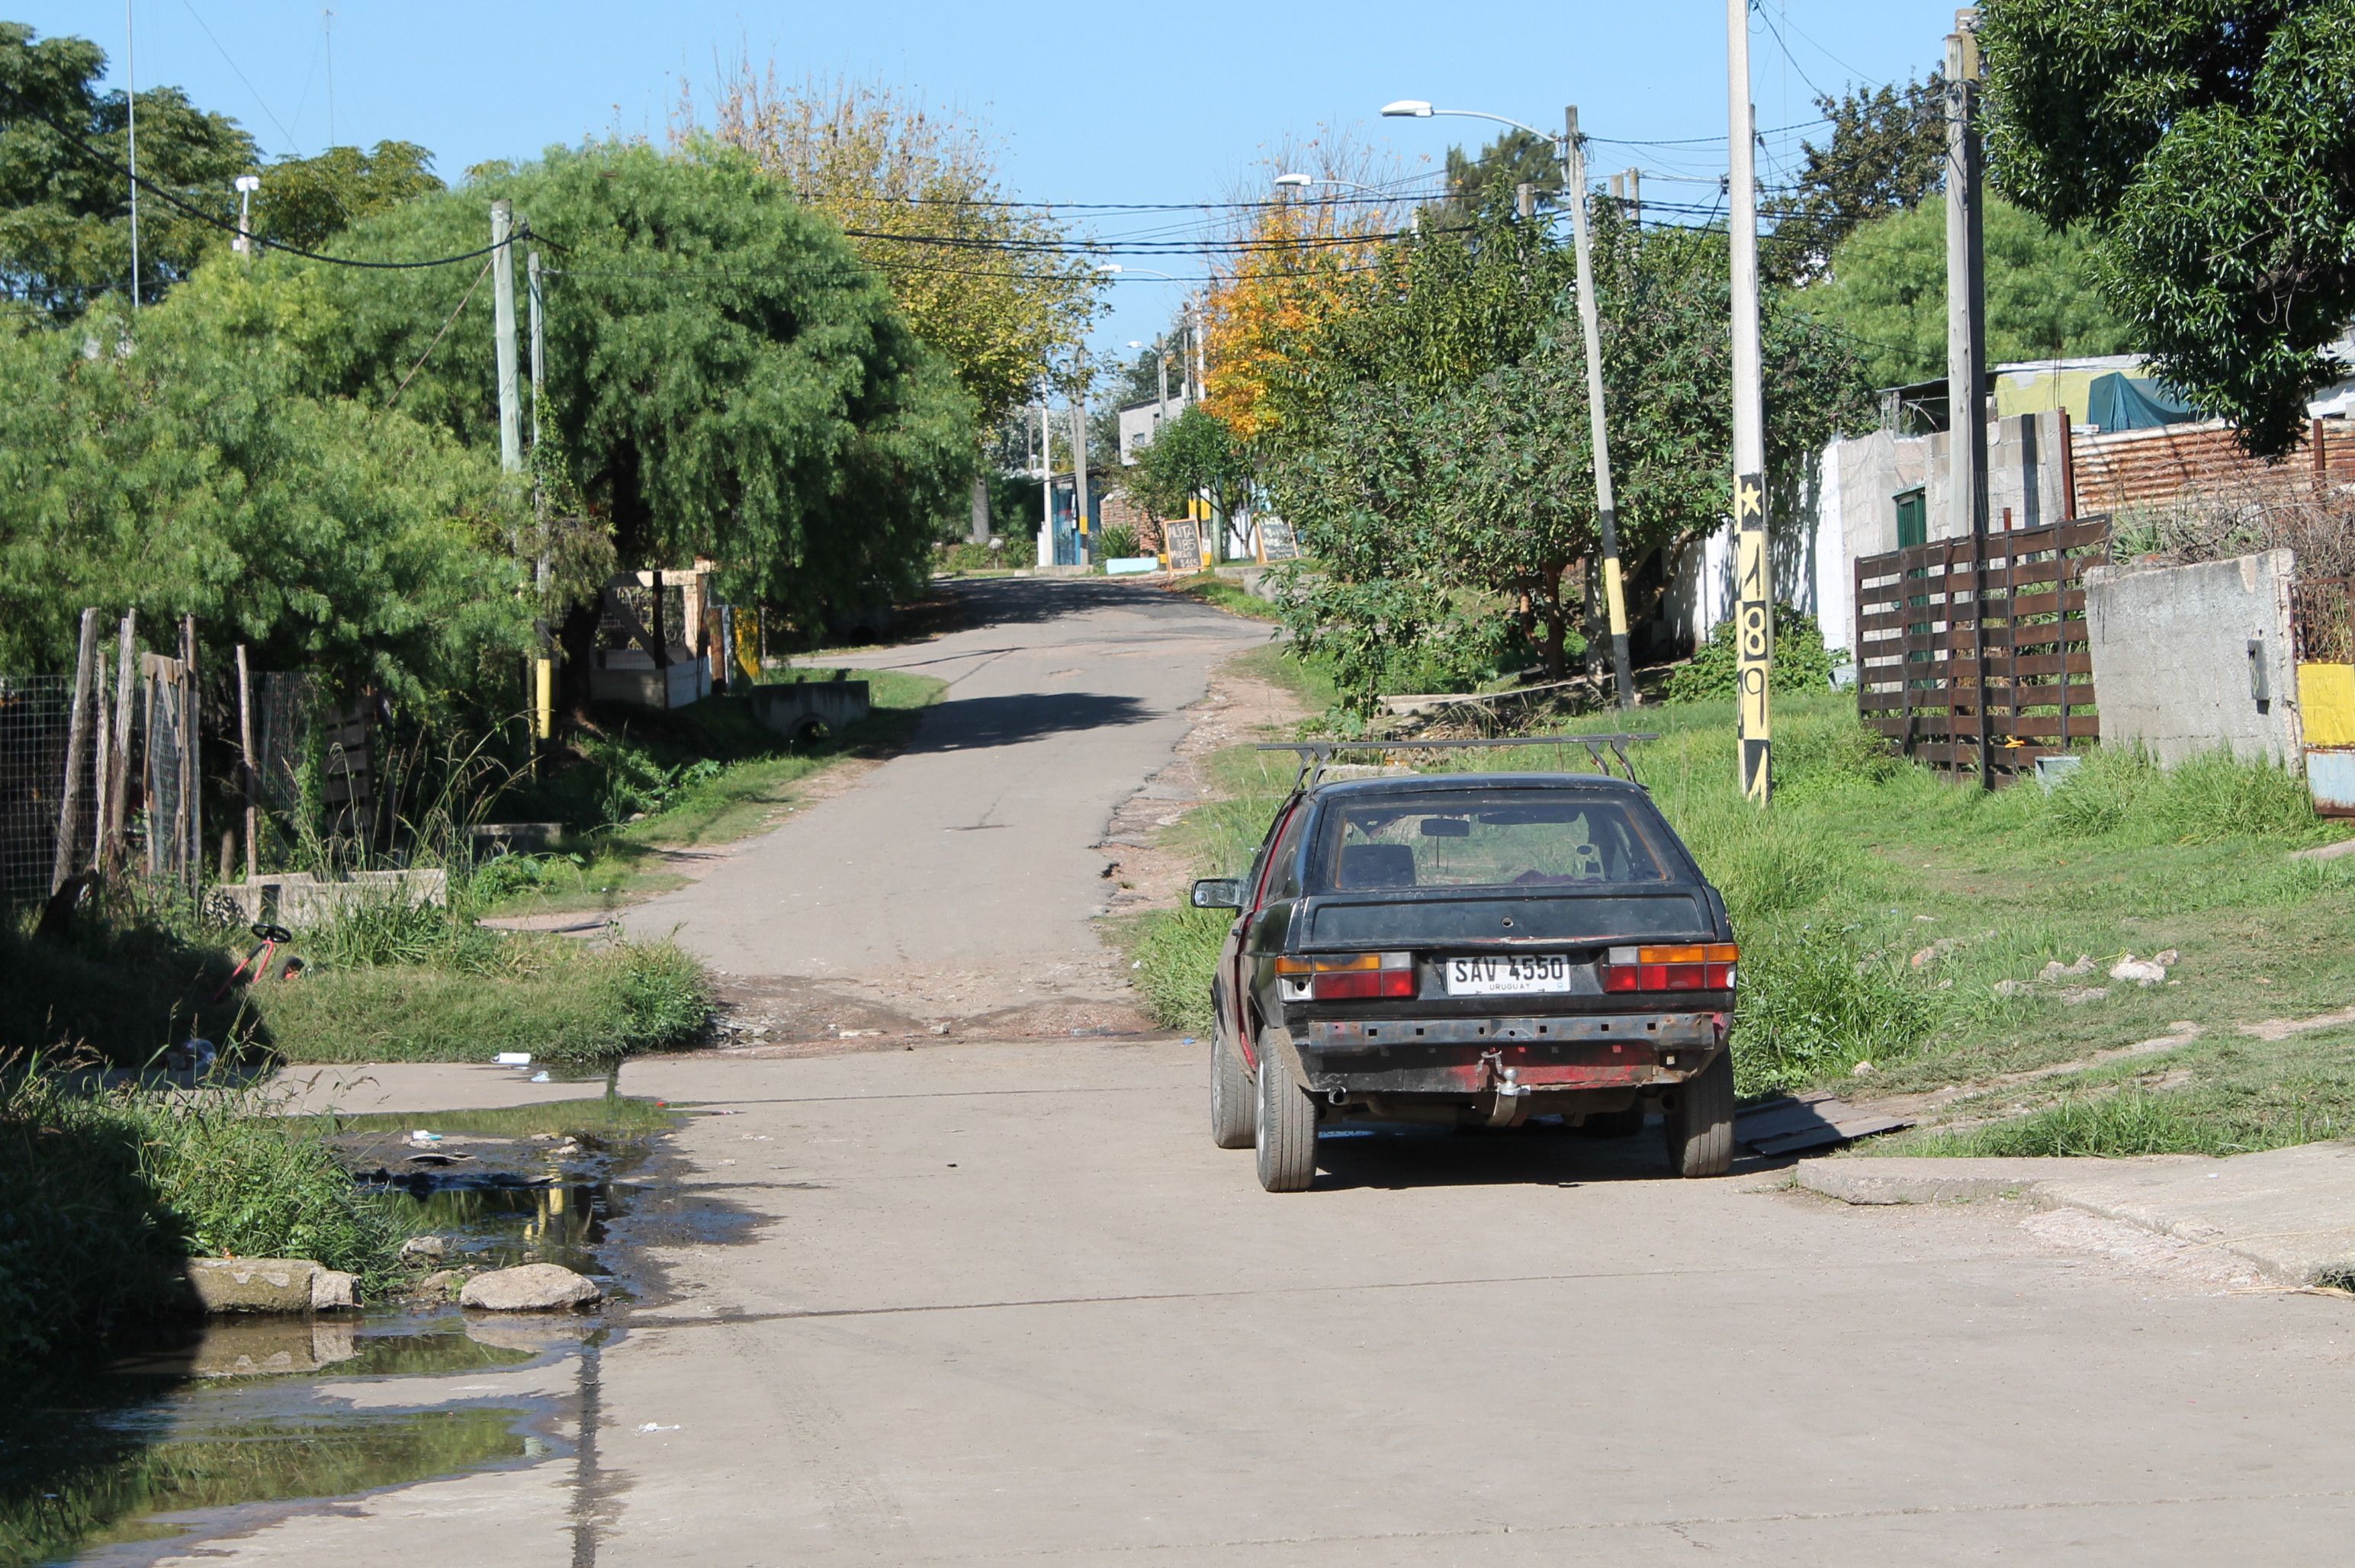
[1791,1145,2355,1287]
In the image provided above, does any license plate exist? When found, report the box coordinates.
[1443,954,1579,995]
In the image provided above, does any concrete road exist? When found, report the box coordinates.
[197,1039,2355,1567]
[622,577,1267,1027]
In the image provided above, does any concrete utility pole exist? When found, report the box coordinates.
[1564,107,1636,712]
[125,0,138,308]
[1037,399,1053,569]
[1946,8,1990,786]
[1727,0,1772,805]
[491,201,522,474]
[1071,355,1092,566]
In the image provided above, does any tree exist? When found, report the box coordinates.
[281,143,976,690]
[1128,404,1252,529]
[1436,129,1562,223]
[255,141,445,254]
[1812,195,2135,385]
[1981,0,2355,455]
[1265,206,1868,702]
[0,281,529,696]
[691,66,1099,429]
[0,24,255,320]
[1766,76,1948,281]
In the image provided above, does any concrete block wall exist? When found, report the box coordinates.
[2083,550,2303,766]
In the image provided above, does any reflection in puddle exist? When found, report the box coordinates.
[0,1318,565,1568]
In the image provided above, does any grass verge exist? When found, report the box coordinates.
[1169,571,1285,622]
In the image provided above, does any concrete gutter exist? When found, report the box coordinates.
[1793,1142,2355,1287]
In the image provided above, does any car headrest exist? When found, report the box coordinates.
[1339,843,1417,889]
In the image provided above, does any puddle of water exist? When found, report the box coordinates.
[0,1317,566,1568]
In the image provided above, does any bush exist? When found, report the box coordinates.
[1665,604,1842,702]
[0,1065,411,1371]
[937,541,1001,572]
[1095,523,1142,561]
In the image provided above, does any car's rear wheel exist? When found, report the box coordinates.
[1210,1027,1255,1149]
[1663,1049,1736,1177]
[1254,1027,1319,1192]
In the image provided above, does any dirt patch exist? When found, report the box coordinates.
[1094,662,1309,917]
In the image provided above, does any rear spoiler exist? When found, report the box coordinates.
[1260,734,1658,792]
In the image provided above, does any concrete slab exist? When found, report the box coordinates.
[262,1062,614,1117]
[2035,1139,2355,1286]
[1789,1155,2194,1206]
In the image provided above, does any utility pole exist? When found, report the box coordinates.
[1727,0,1772,805]
[491,200,522,474]
[526,236,551,751]
[1946,9,1992,786]
[125,0,138,308]
[1564,107,1635,712]
[1037,398,1053,569]
[1071,353,1091,566]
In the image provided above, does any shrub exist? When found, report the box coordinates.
[1095,523,1142,561]
[1665,604,1842,703]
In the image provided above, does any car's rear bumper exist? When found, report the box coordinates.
[1289,1011,1724,1097]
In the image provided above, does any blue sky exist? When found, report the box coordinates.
[40,0,1960,368]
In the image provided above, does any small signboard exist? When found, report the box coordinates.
[1258,518,1301,562]
[1163,519,1200,574]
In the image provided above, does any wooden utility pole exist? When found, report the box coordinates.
[1037,399,1054,569]
[235,645,259,885]
[51,608,99,893]
[526,238,552,751]
[180,615,198,898]
[1727,0,1772,805]
[1564,107,1636,712]
[106,612,136,864]
[492,200,522,474]
[1945,9,1993,786]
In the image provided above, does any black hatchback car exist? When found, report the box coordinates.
[1192,769,1737,1191]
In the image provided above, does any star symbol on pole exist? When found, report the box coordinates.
[1736,476,1763,519]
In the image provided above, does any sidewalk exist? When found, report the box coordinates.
[1791,1142,2355,1287]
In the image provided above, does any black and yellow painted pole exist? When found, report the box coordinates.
[1733,473,1772,805]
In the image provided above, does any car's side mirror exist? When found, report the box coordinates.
[1190,878,1244,909]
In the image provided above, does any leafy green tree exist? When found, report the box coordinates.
[0,281,529,695]
[255,141,444,254]
[279,143,976,685]
[1812,195,2135,385]
[1766,76,1948,280]
[1981,0,2355,455]
[1128,403,1252,530]
[1436,129,1561,223]
[1264,207,1867,700]
[0,23,254,320]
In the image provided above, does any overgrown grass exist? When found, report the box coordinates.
[1120,673,2355,1154]
[0,1064,413,1371]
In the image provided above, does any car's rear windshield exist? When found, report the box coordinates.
[1311,793,1675,891]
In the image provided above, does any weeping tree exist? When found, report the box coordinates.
[280,141,978,703]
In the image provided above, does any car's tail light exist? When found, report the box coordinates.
[1279,951,1416,1001]
[1602,944,1737,992]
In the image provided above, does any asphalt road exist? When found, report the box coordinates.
[622,577,1267,1020]
[211,1043,2355,1567]
[188,581,2355,1565]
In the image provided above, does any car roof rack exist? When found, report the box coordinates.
[1258,734,1658,792]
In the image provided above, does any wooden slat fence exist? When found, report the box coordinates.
[1853,516,2111,783]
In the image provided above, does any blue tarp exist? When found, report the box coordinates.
[2087,371,2199,431]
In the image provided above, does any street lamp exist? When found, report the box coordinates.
[1380,97,1637,712]
[1093,262,1181,281]
[1272,172,1386,197]
[233,173,261,257]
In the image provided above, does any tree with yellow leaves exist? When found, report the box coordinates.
[688,65,1102,429]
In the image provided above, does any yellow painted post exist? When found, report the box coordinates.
[1734,474,1772,805]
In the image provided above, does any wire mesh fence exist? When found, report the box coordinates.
[0,674,76,907]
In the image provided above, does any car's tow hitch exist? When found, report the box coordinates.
[1480,1051,1532,1126]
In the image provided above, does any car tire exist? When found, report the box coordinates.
[1663,1049,1736,1178]
[1210,1028,1255,1149]
[1254,1027,1319,1192]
